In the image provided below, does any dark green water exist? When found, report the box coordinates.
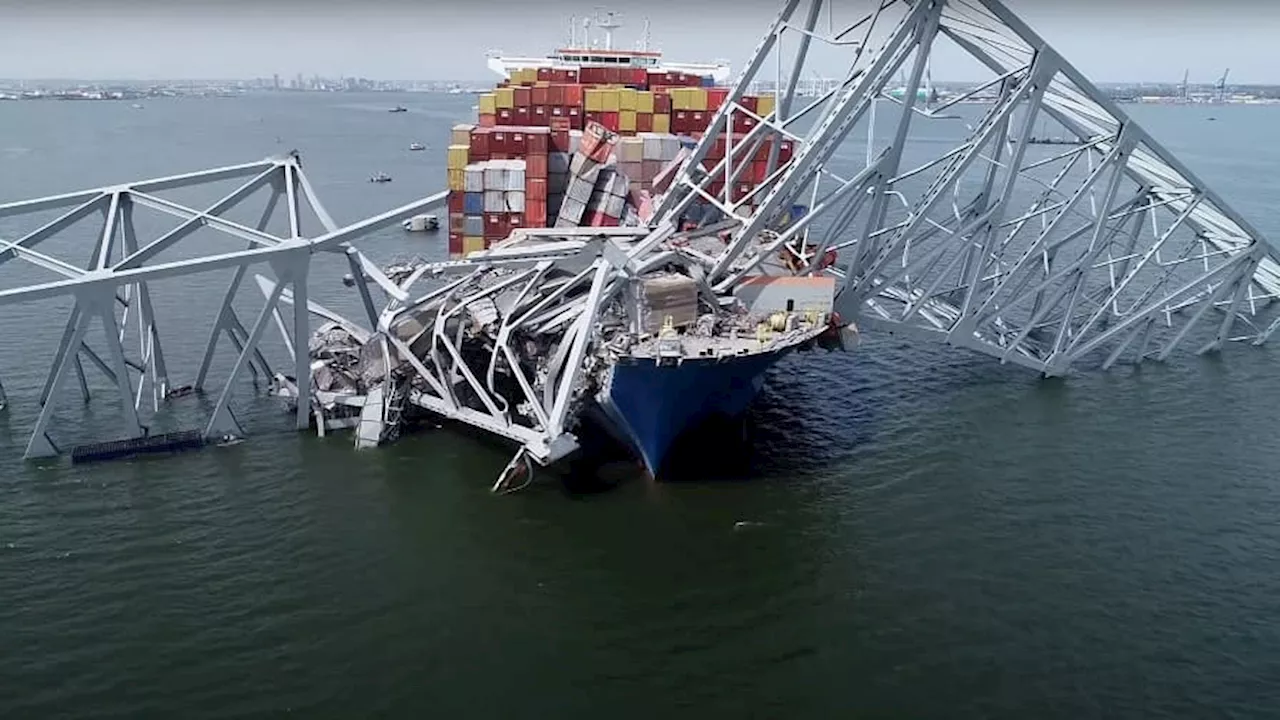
[2,93,1280,718]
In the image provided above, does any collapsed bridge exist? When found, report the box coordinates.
[1,0,1278,489]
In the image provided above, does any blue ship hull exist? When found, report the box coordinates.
[596,348,790,477]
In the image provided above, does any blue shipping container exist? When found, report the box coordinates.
[463,192,484,215]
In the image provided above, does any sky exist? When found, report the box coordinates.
[0,0,1277,85]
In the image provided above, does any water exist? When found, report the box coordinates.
[3,93,1280,718]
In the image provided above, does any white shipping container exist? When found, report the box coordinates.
[641,133,663,160]
[483,190,505,213]
[504,190,525,213]
[483,163,503,188]
[566,176,595,204]
[604,193,626,218]
[557,198,587,226]
[464,166,485,193]
[568,130,583,154]
[662,135,681,160]
[503,163,526,192]
[618,137,644,163]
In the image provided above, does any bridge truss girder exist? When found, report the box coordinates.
[657,0,1280,376]
[0,152,443,458]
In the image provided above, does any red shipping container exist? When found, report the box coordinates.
[484,212,505,240]
[552,128,570,152]
[531,106,549,126]
[526,201,547,228]
[709,136,725,160]
[564,84,584,107]
[449,212,466,233]
[514,107,531,126]
[468,128,490,160]
[691,111,707,131]
[707,88,729,112]
[512,87,529,106]
[630,68,647,86]
[526,178,548,201]
[507,212,524,229]
[709,180,726,197]
[526,153,548,179]
[636,113,653,133]
[448,232,464,256]
[537,67,551,81]
[566,68,579,83]
[491,130,508,155]
[448,191,464,214]
[600,111,620,132]
[549,105,565,119]
[527,129,549,153]
[548,84,565,106]
[585,110,603,127]
[497,108,513,125]
[672,111,689,134]
[586,211,620,227]
[733,182,753,203]
[509,130,527,157]
[740,95,758,114]
[531,85,549,106]
[655,93,671,113]
[478,113,497,128]
[567,107,583,130]
[780,140,794,164]
[751,160,768,184]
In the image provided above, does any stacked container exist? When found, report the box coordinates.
[447,61,789,257]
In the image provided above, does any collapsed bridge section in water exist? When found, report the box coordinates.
[2,0,1280,488]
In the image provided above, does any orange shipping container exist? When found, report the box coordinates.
[526,201,547,228]
[564,84,584,107]
[527,153,548,179]
[532,85,550,106]
[478,113,497,128]
[527,178,548,202]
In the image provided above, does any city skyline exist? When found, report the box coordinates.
[1,1,1279,85]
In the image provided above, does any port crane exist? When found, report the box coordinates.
[2,0,1280,489]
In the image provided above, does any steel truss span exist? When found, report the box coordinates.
[0,0,1275,479]
[660,0,1280,375]
[0,152,444,460]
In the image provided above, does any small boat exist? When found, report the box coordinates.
[409,142,426,151]
[389,105,408,113]
[402,214,439,232]
[369,172,392,183]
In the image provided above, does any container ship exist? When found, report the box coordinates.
[422,14,843,479]
[442,12,793,258]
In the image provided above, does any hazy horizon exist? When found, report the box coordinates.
[2,0,1276,85]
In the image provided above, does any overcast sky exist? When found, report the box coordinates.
[1,0,1277,84]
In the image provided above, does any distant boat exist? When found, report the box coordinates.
[130,103,144,109]
[409,142,426,151]
[401,214,440,232]
[369,172,392,183]
[389,105,408,113]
